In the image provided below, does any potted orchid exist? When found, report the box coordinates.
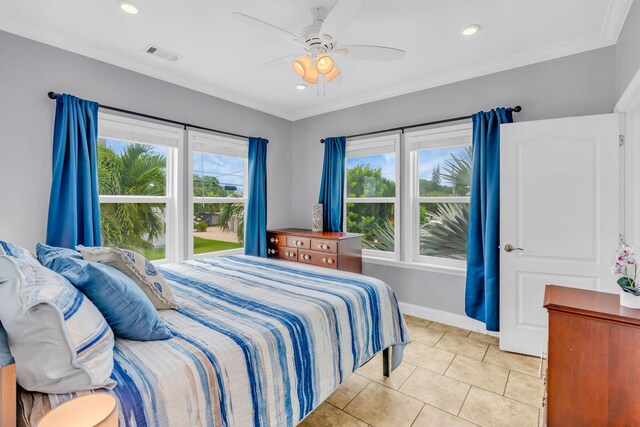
[612,244,640,309]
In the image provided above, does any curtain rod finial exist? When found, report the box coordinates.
[48,92,57,100]
[513,105,522,112]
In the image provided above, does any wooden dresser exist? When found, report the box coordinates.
[544,285,640,426]
[266,228,362,273]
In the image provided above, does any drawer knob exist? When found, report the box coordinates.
[327,258,334,264]
[303,254,310,260]
[270,237,274,243]
[285,251,290,256]
[322,257,327,263]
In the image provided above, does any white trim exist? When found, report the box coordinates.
[364,256,466,277]
[399,301,499,336]
[615,67,640,113]
[345,197,395,204]
[2,0,630,121]
[602,0,634,42]
[98,112,183,147]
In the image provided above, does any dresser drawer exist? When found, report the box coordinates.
[310,239,338,254]
[298,250,338,269]
[267,233,287,246]
[269,246,297,260]
[287,236,310,249]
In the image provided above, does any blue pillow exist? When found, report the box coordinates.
[36,243,172,341]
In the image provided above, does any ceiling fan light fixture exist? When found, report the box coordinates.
[296,84,307,90]
[316,54,335,75]
[462,24,480,36]
[325,66,341,82]
[118,1,139,14]
[292,56,318,84]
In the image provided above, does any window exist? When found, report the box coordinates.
[97,114,183,262]
[343,124,472,271]
[407,124,472,268]
[189,131,248,258]
[345,135,400,259]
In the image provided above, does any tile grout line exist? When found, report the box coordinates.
[503,370,512,396]
[408,402,426,427]
[325,400,371,426]
[457,383,473,417]
[340,377,372,410]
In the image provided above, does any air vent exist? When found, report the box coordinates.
[144,44,182,63]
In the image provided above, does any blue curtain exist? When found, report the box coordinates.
[245,137,268,257]
[46,94,101,248]
[465,108,513,332]
[318,136,346,232]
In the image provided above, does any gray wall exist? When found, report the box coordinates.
[0,30,292,250]
[291,46,617,316]
[616,0,640,100]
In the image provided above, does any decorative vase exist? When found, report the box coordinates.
[312,204,323,232]
[620,289,640,309]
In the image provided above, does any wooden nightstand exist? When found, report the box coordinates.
[266,228,362,273]
[544,285,640,426]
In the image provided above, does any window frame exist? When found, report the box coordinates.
[405,123,473,270]
[187,130,249,259]
[344,134,401,260]
[97,113,184,264]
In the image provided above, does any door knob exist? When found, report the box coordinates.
[504,244,524,253]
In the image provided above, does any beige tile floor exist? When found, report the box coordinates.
[300,315,545,427]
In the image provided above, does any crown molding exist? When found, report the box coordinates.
[289,34,618,120]
[602,0,634,42]
[1,0,633,122]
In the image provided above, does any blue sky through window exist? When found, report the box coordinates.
[193,151,245,194]
[347,153,395,181]
[419,146,469,181]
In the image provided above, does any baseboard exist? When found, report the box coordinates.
[399,301,500,337]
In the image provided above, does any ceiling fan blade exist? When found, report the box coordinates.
[319,0,364,42]
[232,12,306,45]
[333,45,405,61]
[256,54,303,71]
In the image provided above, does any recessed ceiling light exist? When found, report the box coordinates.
[119,1,139,14]
[296,84,307,91]
[462,24,480,36]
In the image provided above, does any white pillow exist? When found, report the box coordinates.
[0,242,116,394]
[77,246,178,310]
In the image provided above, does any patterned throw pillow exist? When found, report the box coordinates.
[0,241,115,393]
[77,246,178,310]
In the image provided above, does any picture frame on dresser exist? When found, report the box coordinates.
[266,228,362,273]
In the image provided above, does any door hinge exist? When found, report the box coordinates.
[620,135,625,146]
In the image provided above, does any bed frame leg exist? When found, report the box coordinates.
[382,347,391,377]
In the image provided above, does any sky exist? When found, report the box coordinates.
[103,138,245,194]
[193,152,244,193]
[346,146,469,183]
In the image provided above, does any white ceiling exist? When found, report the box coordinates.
[0,0,633,121]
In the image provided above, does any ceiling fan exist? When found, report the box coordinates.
[232,0,405,91]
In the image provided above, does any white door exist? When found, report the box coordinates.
[500,114,620,356]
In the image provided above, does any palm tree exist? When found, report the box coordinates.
[419,203,469,259]
[97,142,166,251]
[218,201,245,243]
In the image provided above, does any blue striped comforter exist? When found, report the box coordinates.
[21,255,409,427]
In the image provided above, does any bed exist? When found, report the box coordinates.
[18,255,410,427]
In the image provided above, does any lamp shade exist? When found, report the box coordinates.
[291,56,318,84]
[316,54,335,75]
[36,393,118,427]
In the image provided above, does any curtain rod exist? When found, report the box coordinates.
[47,92,257,141]
[320,105,522,143]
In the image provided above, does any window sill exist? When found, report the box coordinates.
[363,256,467,277]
